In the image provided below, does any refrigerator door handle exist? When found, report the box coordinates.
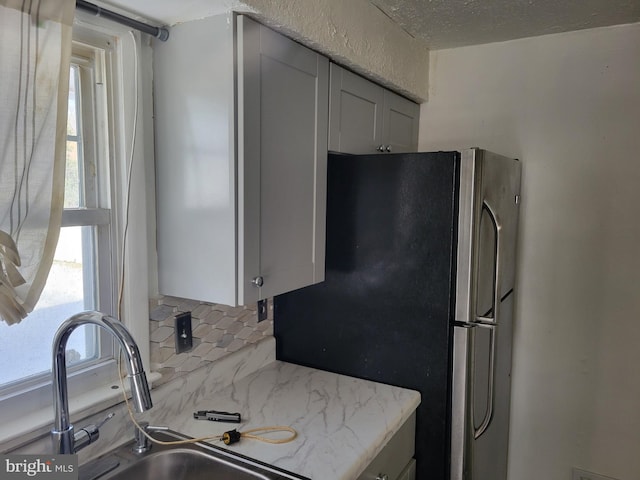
[473,200,501,440]
[473,324,497,439]
[474,201,502,326]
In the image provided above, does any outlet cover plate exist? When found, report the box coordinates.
[175,312,193,353]
[572,468,619,480]
[257,299,268,322]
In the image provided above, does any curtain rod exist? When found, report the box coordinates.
[76,0,169,41]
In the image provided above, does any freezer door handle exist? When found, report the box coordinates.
[474,201,502,326]
[473,200,501,439]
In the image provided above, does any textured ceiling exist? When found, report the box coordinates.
[369,0,640,49]
[97,0,640,49]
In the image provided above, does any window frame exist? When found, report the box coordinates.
[0,37,118,420]
[65,40,117,317]
[0,20,154,450]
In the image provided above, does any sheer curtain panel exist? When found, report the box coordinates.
[0,0,75,324]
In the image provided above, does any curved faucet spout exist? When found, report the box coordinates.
[51,311,153,454]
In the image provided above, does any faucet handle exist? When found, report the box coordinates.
[96,412,116,429]
[73,412,116,452]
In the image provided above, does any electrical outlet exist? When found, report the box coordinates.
[175,312,193,353]
[572,468,619,480]
[257,299,268,322]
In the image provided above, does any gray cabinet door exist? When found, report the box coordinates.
[155,14,327,307]
[329,63,419,155]
[154,14,238,305]
[239,16,328,303]
[329,64,384,154]
[356,413,416,480]
[383,89,420,154]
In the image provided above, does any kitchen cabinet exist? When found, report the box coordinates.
[154,14,328,306]
[357,412,416,480]
[328,63,419,154]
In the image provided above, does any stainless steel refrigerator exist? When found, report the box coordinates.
[274,148,521,480]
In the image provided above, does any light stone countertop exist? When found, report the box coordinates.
[11,337,420,480]
[161,360,421,479]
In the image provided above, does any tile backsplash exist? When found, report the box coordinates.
[149,296,273,386]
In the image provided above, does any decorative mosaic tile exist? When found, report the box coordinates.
[191,304,212,319]
[151,346,174,366]
[159,296,183,307]
[225,320,245,335]
[150,326,174,343]
[149,304,175,321]
[226,338,245,353]
[236,326,257,340]
[217,333,236,349]
[246,331,266,344]
[203,347,229,362]
[202,328,225,344]
[149,295,274,386]
[192,322,212,339]
[201,310,224,324]
[215,316,236,330]
[177,356,205,373]
[190,341,214,359]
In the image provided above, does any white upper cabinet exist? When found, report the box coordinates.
[328,63,420,154]
[154,14,328,306]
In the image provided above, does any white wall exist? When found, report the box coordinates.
[419,23,640,480]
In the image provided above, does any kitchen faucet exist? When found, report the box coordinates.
[51,311,153,454]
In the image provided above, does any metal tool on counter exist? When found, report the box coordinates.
[193,410,242,423]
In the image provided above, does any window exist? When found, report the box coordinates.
[0,19,153,446]
[0,37,118,426]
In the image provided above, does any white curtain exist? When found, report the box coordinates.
[0,0,75,324]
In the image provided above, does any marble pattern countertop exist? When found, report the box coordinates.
[164,360,420,479]
[12,337,420,480]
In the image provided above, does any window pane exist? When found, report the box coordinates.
[65,140,81,208]
[67,66,78,137]
[0,227,99,387]
[0,44,116,410]
[66,65,82,208]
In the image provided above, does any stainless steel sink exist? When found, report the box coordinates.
[79,429,308,480]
